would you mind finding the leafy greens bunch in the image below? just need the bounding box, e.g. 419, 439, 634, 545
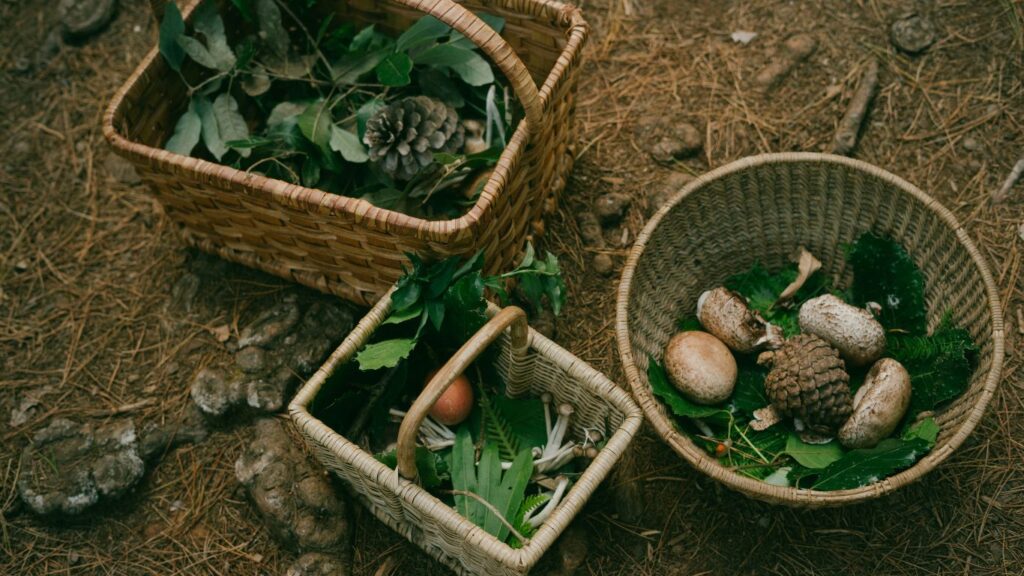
158, 0, 513, 219
654, 232, 978, 490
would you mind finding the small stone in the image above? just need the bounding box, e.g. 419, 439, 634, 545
647, 172, 694, 217
68, 551, 81, 565
18, 418, 145, 516
593, 193, 631, 227
14, 259, 29, 272
890, 14, 937, 54
288, 337, 333, 376
104, 154, 141, 185
576, 212, 605, 247
592, 254, 614, 276
190, 367, 241, 417
238, 301, 302, 349
211, 324, 231, 343
286, 552, 350, 576
59, 0, 118, 43
235, 347, 268, 374
962, 136, 981, 152
236, 419, 351, 554
648, 123, 702, 163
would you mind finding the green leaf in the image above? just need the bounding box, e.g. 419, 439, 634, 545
418, 68, 465, 107
442, 273, 488, 342
427, 257, 462, 298
382, 302, 423, 325
255, 0, 289, 60
510, 492, 548, 547
375, 446, 449, 489
477, 443, 500, 528
298, 101, 333, 150
848, 232, 928, 334
888, 316, 977, 415
725, 262, 827, 338
190, 1, 236, 71
446, 51, 495, 86
811, 438, 931, 491
480, 394, 521, 462
355, 338, 416, 371
731, 364, 768, 415
391, 276, 422, 312
212, 93, 250, 158
784, 433, 845, 469
301, 157, 321, 187
903, 416, 939, 446
159, 2, 186, 71
328, 125, 368, 163
426, 298, 445, 332
493, 396, 548, 450
647, 356, 730, 422
332, 49, 388, 85
491, 449, 533, 541
165, 100, 202, 156
194, 96, 226, 161
677, 315, 702, 331
451, 427, 477, 519
376, 52, 413, 86
356, 98, 386, 139
448, 13, 505, 50
350, 24, 377, 52
267, 101, 307, 128
414, 43, 478, 66
230, 0, 254, 22
395, 16, 451, 52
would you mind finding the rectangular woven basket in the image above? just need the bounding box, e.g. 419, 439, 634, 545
290, 294, 643, 576
104, 0, 587, 305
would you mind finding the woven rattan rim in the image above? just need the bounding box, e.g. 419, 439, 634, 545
615, 152, 1005, 506
103, 0, 588, 240
291, 292, 644, 569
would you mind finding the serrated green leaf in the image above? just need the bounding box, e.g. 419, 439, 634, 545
427, 257, 462, 298
784, 433, 844, 469
395, 16, 451, 52
811, 438, 930, 491
213, 94, 250, 158
329, 124, 368, 163
382, 302, 423, 325
731, 364, 768, 415
159, 3, 186, 71
647, 356, 731, 422
480, 394, 521, 461
510, 492, 547, 547
376, 52, 413, 86
725, 262, 828, 338
255, 0, 289, 60
888, 317, 977, 415
297, 101, 332, 149
848, 232, 928, 334
391, 276, 422, 312
355, 338, 416, 371
165, 100, 202, 156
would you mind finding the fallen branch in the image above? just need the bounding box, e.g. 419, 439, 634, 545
992, 157, 1024, 203
832, 59, 879, 156
754, 34, 817, 92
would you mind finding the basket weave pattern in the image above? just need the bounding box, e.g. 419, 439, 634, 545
106, 0, 587, 305
616, 153, 1004, 507
291, 296, 642, 575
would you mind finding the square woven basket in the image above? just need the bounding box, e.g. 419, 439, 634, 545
290, 294, 643, 576
104, 0, 588, 305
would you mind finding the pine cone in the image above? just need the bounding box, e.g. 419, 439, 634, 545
363, 96, 465, 181
758, 334, 853, 434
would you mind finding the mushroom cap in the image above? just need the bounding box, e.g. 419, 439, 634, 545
697, 287, 769, 354
838, 358, 912, 449
799, 294, 886, 367
663, 331, 737, 405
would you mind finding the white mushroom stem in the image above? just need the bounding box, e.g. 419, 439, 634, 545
541, 392, 554, 437
501, 441, 577, 472
389, 408, 455, 450
543, 404, 574, 460
690, 418, 714, 438
582, 428, 603, 447
526, 476, 570, 528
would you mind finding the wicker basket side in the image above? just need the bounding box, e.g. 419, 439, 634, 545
616, 153, 1004, 507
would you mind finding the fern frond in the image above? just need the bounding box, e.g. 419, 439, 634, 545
480, 393, 521, 461
509, 492, 549, 548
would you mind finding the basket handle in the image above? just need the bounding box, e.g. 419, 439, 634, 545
149, 0, 545, 131
396, 306, 529, 481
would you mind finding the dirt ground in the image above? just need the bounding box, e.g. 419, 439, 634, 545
2, 0, 1023, 574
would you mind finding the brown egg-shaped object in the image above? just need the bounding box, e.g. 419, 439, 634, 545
426, 371, 475, 426
663, 331, 737, 405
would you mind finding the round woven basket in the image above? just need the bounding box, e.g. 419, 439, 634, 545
616, 153, 1004, 507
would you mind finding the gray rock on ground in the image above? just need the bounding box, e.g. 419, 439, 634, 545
647, 123, 703, 163
18, 418, 144, 515
190, 298, 354, 420
18, 415, 208, 516
593, 193, 632, 227
891, 14, 937, 54
59, 0, 118, 42
236, 419, 351, 557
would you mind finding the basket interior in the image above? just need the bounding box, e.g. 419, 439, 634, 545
623, 155, 1000, 496
118, 0, 570, 150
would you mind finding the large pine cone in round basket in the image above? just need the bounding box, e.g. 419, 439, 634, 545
616, 153, 1003, 507
759, 334, 853, 435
